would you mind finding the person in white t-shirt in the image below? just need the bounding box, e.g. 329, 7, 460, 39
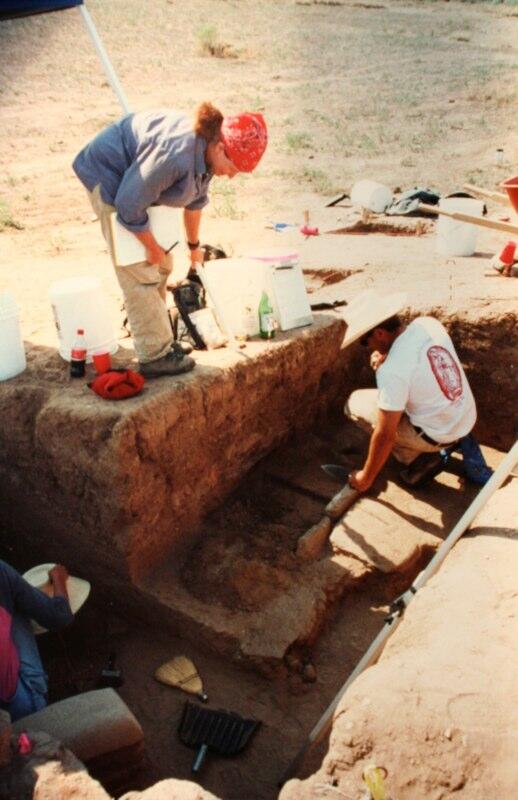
345, 312, 476, 492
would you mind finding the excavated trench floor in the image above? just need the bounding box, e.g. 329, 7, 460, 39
137, 416, 497, 675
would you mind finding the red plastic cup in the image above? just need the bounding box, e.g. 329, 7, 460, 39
499, 241, 516, 265
93, 352, 112, 375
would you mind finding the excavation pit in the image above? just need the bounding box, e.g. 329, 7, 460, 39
0, 301, 515, 673
0, 313, 346, 590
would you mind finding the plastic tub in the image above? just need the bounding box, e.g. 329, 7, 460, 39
244, 248, 299, 266
350, 180, 393, 213
49, 276, 118, 363
0, 293, 26, 381
500, 175, 518, 214
436, 197, 484, 257
245, 248, 312, 331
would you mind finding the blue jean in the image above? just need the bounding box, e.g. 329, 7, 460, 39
0, 613, 48, 722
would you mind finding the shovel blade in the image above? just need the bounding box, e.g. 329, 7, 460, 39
321, 464, 349, 484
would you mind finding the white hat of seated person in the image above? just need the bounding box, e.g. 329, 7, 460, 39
340, 290, 408, 348
23, 563, 91, 635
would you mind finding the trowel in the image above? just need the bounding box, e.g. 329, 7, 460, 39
321, 464, 349, 484
97, 652, 123, 689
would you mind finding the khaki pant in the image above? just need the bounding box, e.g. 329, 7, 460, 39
87, 185, 173, 364
345, 388, 443, 465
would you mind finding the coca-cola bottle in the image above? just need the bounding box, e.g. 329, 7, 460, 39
70, 328, 87, 378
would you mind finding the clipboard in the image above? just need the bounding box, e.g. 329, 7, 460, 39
109, 206, 181, 266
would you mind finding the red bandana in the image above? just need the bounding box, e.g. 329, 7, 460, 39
221, 113, 268, 172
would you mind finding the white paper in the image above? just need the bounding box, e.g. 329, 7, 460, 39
110, 206, 181, 267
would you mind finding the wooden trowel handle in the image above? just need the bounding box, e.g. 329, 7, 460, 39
325, 484, 359, 521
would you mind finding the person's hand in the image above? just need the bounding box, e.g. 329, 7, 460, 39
189, 248, 205, 268
49, 564, 69, 583
145, 243, 167, 267
49, 564, 69, 599
348, 469, 373, 493
370, 350, 386, 371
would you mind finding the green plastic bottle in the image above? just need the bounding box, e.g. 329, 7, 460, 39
258, 291, 275, 340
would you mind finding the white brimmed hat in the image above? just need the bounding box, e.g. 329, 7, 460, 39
23, 563, 91, 635
340, 290, 408, 348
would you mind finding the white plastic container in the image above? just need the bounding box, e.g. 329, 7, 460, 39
245, 247, 313, 331
0, 293, 26, 381
350, 180, 393, 213
436, 197, 484, 257
49, 276, 118, 363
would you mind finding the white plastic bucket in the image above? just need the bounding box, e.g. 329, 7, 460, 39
49, 276, 118, 363
245, 247, 312, 331
436, 198, 484, 257
0, 293, 26, 381
350, 180, 393, 213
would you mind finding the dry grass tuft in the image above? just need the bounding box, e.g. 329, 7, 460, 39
197, 25, 238, 59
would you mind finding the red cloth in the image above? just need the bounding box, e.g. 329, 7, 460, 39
221, 113, 267, 172
89, 369, 145, 400
0, 607, 19, 703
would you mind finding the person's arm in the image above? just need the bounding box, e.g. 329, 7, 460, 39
8, 563, 74, 631
114, 149, 183, 266
183, 208, 205, 267
349, 408, 403, 492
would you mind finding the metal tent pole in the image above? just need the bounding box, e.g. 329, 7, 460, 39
79, 3, 130, 114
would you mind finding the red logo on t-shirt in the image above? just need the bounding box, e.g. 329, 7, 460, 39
427, 346, 463, 401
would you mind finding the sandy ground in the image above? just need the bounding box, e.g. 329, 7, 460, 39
1, 0, 518, 348
1, 2, 518, 798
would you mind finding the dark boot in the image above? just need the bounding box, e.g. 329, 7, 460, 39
399, 450, 449, 488
139, 351, 195, 378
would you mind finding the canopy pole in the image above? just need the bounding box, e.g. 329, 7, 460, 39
79, 3, 130, 114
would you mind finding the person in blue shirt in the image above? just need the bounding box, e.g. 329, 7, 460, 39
0, 561, 73, 722
73, 102, 267, 377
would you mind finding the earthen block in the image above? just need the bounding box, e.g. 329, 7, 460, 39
12, 688, 143, 765
296, 516, 333, 561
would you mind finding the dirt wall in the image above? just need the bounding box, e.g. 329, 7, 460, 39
0, 316, 345, 584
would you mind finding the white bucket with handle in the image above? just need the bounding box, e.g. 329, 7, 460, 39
0, 292, 26, 381
350, 180, 393, 213
49, 276, 118, 363
436, 197, 484, 256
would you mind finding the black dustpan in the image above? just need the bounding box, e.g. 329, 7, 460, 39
178, 701, 260, 773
